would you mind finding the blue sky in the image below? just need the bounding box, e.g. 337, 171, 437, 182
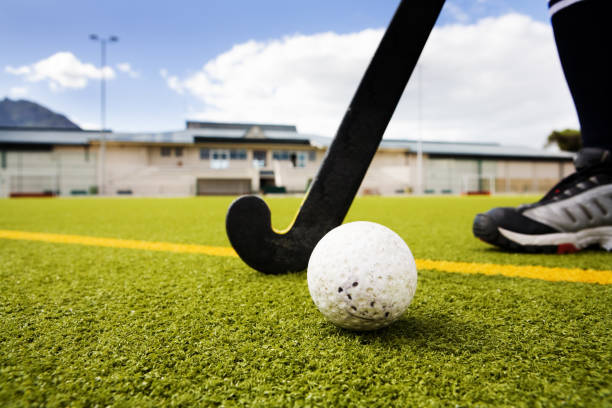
1, 1, 573, 147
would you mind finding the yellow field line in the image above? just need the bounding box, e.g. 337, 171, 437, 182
415, 259, 611, 285
0, 229, 237, 258
1, 229, 610, 285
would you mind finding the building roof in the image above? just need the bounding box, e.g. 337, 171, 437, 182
186, 121, 297, 132
305, 133, 572, 160
107, 122, 302, 144
381, 139, 573, 160
0, 127, 93, 145
0, 122, 573, 160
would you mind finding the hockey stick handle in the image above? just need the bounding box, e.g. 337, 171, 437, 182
295, 0, 446, 232
226, 0, 445, 273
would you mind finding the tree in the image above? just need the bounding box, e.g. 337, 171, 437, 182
545, 129, 582, 152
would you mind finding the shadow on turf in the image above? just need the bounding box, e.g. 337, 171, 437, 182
327, 312, 486, 351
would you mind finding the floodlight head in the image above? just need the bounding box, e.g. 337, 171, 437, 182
109, 36, 119, 42
89, 34, 99, 41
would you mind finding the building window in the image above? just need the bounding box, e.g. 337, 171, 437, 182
253, 150, 266, 168
289, 152, 308, 168
309, 151, 316, 161
200, 148, 210, 160
296, 151, 308, 167
84, 147, 90, 162
229, 149, 247, 160
175, 147, 183, 157
274, 150, 308, 167
161, 147, 172, 157
1, 150, 6, 169
211, 149, 230, 169
273, 150, 290, 161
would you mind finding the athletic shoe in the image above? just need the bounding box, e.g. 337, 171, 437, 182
473, 147, 612, 253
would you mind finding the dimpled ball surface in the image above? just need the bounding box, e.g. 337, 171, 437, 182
307, 221, 417, 331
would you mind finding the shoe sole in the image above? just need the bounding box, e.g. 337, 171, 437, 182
473, 213, 612, 253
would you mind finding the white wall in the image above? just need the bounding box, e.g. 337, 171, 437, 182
359, 153, 573, 195
0, 147, 96, 197
100, 145, 320, 196
360, 151, 411, 195
0, 143, 574, 198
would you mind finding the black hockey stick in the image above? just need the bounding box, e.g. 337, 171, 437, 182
226, 0, 445, 274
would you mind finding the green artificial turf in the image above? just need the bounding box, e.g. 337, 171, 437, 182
0, 196, 610, 407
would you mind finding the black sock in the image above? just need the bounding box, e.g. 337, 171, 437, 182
549, 0, 612, 151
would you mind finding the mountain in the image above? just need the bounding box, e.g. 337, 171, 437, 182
0, 98, 81, 129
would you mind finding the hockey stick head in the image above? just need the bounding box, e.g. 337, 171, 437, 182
226, 195, 316, 274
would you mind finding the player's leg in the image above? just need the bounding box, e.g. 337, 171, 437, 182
551, 0, 611, 151
473, 0, 612, 253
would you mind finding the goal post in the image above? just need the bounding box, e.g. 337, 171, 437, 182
461, 174, 495, 195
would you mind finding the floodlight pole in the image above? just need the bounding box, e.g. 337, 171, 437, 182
90, 34, 118, 196
416, 62, 424, 195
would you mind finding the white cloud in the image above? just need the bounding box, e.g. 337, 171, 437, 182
116, 62, 140, 78
8, 86, 28, 98
159, 68, 183, 94
445, 2, 471, 23
5, 52, 114, 91
166, 76, 184, 94
165, 14, 578, 147
5, 66, 31, 76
